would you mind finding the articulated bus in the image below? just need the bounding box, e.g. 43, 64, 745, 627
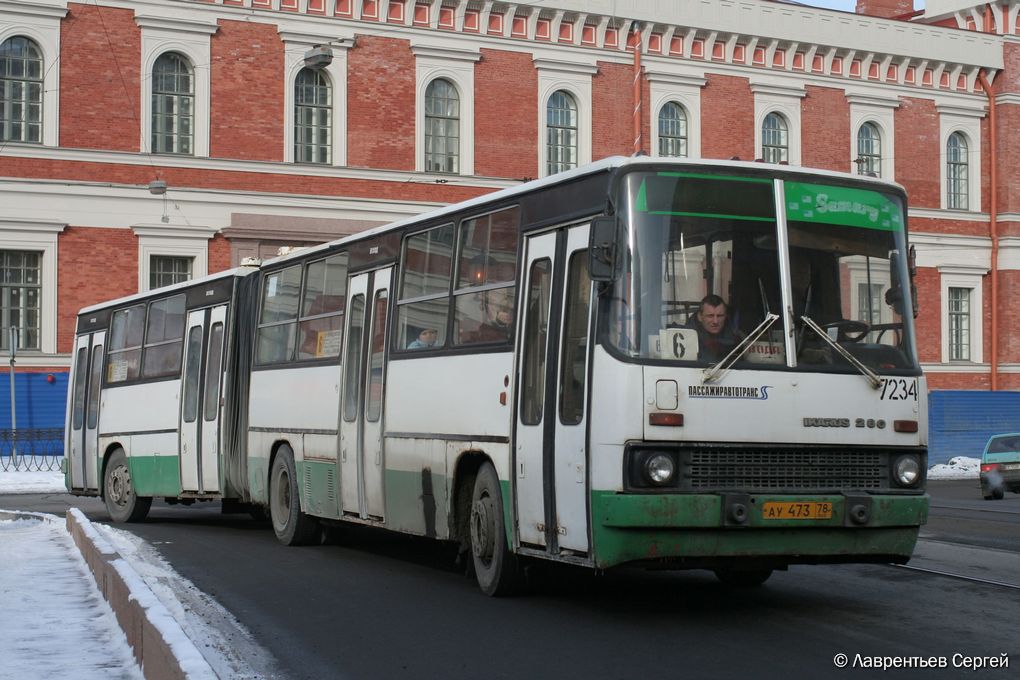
66, 157, 928, 594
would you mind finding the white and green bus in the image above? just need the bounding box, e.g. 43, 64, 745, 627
66, 157, 929, 594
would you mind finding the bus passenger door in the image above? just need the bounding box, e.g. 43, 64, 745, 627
515, 225, 592, 555
69, 332, 104, 492
340, 268, 390, 521
200, 306, 227, 492
180, 305, 226, 494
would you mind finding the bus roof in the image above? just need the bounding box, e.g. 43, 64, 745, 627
258, 155, 908, 269
77, 266, 256, 316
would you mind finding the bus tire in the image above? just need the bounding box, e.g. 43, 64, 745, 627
714, 568, 773, 587
269, 446, 319, 546
469, 462, 521, 596
103, 449, 152, 523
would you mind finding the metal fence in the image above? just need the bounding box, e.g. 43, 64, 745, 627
0, 428, 64, 472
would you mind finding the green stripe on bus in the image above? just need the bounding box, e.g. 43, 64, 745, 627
128, 455, 181, 497
784, 181, 903, 231
589, 490, 927, 569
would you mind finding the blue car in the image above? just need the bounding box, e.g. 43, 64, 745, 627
980, 433, 1020, 500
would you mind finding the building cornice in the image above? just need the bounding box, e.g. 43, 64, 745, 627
146, 0, 1002, 97
134, 14, 219, 35
0, 0, 67, 20
0, 218, 67, 234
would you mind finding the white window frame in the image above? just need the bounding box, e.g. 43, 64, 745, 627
938, 105, 983, 212
847, 94, 898, 180
280, 30, 352, 166
751, 82, 804, 166
534, 57, 595, 178
134, 224, 216, 292
412, 45, 479, 176
939, 265, 985, 364
0, 218, 63, 358
648, 72, 705, 160
0, 0, 66, 147
136, 14, 217, 158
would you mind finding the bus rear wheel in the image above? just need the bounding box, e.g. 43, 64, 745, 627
469, 462, 521, 596
269, 446, 319, 546
103, 449, 151, 523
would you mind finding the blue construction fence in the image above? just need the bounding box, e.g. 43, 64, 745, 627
928, 390, 1020, 466
0, 370, 68, 457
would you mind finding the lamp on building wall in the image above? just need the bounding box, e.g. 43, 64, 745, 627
148, 179, 167, 195
304, 45, 333, 69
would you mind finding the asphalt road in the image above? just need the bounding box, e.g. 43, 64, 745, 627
8, 480, 1019, 680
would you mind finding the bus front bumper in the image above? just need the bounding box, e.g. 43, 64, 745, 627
590, 491, 929, 570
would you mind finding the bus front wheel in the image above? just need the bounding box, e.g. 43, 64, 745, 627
469, 462, 522, 596
103, 449, 151, 523
269, 446, 319, 546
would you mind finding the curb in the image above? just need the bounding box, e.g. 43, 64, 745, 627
65, 508, 218, 680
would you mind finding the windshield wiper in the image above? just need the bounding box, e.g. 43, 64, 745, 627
702, 313, 779, 384
800, 316, 882, 389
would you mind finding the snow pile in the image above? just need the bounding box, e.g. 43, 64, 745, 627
95, 524, 279, 679
927, 456, 980, 480
0, 468, 67, 494
0, 513, 143, 679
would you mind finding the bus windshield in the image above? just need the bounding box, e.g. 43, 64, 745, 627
606, 170, 919, 374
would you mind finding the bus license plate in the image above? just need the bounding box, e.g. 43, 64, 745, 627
761, 502, 833, 520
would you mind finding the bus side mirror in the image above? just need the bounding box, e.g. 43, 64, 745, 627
589, 216, 622, 283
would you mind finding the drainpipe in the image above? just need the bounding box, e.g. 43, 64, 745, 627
631, 24, 643, 155
979, 5, 999, 390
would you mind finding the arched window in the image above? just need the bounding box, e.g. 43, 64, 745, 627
856, 122, 881, 177
546, 90, 577, 175
424, 78, 459, 173
151, 52, 194, 155
761, 112, 788, 164
0, 36, 44, 144
658, 102, 688, 158
294, 68, 332, 164
946, 132, 969, 210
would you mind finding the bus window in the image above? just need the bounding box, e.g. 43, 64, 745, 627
71, 347, 87, 430
86, 345, 103, 430
203, 323, 224, 422
343, 294, 366, 422
396, 224, 453, 351
142, 295, 185, 378
454, 207, 519, 346
182, 326, 203, 423
256, 265, 301, 365
366, 292, 387, 422
107, 304, 145, 383
298, 253, 348, 360
520, 258, 551, 425
559, 253, 590, 425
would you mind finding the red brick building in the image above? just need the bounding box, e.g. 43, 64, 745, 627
0, 0, 1017, 396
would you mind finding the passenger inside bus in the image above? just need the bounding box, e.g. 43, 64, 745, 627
670, 294, 744, 362
407, 327, 438, 349
460, 287, 513, 344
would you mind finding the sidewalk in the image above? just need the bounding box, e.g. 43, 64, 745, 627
0, 469, 218, 680
0, 510, 143, 680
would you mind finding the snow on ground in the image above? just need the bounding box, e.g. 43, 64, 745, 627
0, 467, 279, 679
93, 524, 280, 680
927, 456, 981, 480
0, 512, 144, 680
0, 468, 68, 494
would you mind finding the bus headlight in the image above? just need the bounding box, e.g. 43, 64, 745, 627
893, 455, 921, 487
645, 453, 676, 486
